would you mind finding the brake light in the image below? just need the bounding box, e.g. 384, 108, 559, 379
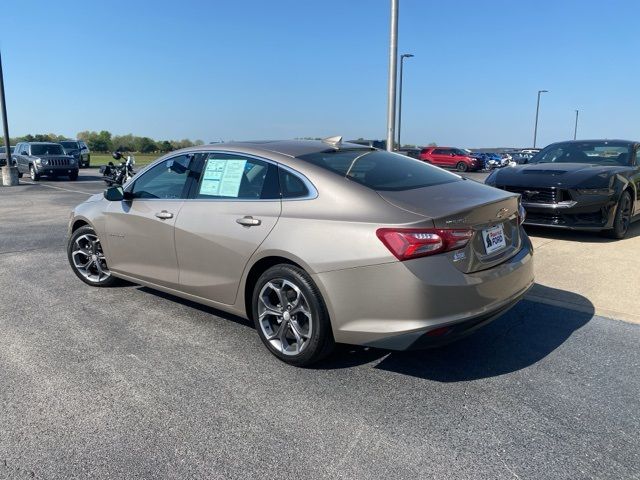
376, 228, 473, 261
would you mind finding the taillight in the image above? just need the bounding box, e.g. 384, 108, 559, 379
376, 228, 473, 261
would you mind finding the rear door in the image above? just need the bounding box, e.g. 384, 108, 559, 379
430, 148, 448, 166
104, 154, 197, 288
175, 152, 282, 305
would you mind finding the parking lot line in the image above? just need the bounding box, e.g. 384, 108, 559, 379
20, 181, 94, 195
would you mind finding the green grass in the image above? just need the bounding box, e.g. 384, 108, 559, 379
89, 153, 159, 168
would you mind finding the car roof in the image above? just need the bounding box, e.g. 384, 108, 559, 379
176, 139, 373, 158
547, 139, 638, 146
25, 141, 62, 145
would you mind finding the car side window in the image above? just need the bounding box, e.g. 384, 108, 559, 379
279, 167, 310, 199
636, 148, 640, 166
21, 144, 29, 155
432, 149, 445, 155
195, 153, 279, 200
131, 155, 192, 199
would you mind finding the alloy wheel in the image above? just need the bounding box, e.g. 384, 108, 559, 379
258, 279, 313, 356
71, 233, 111, 283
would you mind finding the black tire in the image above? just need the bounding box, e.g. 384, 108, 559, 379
67, 226, 119, 287
29, 164, 40, 181
252, 264, 335, 367
456, 161, 469, 172
69, 171, 78, 181
17, 172, 23, 178
604, 191, 632, 240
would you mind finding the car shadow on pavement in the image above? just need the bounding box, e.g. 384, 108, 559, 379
319, 284, 595, 381
137, 286, 254, 329
525, 222, 640, 242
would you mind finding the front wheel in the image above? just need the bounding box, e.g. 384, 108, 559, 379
252, 264, 335, 367
67, 226, 119, 287
456, 161, 469, 172
605, 191, 632, 239
69, 171, 78, 181
29, 165, 40, 181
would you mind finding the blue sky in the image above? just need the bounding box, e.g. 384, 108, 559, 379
3, 0, 639, 147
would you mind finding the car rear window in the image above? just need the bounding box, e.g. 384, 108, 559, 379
297, 149, 460, 191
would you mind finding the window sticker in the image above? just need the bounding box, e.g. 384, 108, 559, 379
199, 158, 247, 197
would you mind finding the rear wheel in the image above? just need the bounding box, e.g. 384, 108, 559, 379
67, 226, 118, 287
456, 161, 469, 172
605, 191, 632, 239
252, 264, 334, 367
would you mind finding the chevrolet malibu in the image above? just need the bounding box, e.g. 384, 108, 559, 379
67, 138, 534, 366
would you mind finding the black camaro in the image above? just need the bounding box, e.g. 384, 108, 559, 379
485, 140, 640, 239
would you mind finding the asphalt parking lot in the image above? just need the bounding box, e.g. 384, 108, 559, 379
1, 170, 639, 479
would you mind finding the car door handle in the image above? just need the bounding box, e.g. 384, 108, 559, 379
236, 216, 261, 226
155, 210, 174, 220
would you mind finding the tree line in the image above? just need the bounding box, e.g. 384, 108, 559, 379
9, 131, 205, 153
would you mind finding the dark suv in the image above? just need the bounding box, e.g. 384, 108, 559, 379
13, 142, 79, 181
60, 139, 90, 168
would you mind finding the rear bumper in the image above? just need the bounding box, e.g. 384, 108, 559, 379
313, 235, 534, 350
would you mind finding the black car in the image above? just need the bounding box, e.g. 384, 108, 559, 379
60, 139, 91, 168
485, 140, 640, 239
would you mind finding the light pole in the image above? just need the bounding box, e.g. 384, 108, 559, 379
396, 53, 414, 149
533, 89, 548, 148
573, 109, 579, 140
0, 50, 18, 186
385, 0, 399, 151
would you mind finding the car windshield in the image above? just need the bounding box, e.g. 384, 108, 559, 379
530, 141, 633, 166
31, 144, 65, 155
297, 149, 460, 191
60, 141, 79, 150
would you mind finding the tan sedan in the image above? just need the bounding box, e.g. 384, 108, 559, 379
67, 139, 534, 366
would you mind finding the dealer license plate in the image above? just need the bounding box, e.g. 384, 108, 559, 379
482, 224, 506, 254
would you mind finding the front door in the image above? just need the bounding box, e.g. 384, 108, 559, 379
104, 154, 195, 289
633, 147, 640, 216
175, 152, 282, 305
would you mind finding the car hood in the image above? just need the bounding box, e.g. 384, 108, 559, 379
490, 162, 626, 188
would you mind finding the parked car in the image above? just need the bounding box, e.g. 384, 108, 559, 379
396, 148, 421, 159
13, 142, 79, 181
67, 139, 533, 366
419, 147, 482, 172
485, 139, 640, 239
60, 139, 91, 168
348, 139, 387, 150
0, 146, 15, 167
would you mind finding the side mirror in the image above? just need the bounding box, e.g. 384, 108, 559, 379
450, 152, 456, 156
104, 186, 124, 201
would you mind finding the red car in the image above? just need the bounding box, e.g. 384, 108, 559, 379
419, 147, 481, 172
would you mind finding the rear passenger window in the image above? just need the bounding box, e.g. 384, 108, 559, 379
279, 168, 309, 199
196, 153, 279, 200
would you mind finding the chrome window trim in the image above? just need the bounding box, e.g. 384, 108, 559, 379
122, 149, 319, 202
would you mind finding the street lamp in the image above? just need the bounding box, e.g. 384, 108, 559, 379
533, 89, 548, 148
396, 53, 414, 149
0, 50, 18, 186
573, 109, 579, 140
386, 0, 399, 151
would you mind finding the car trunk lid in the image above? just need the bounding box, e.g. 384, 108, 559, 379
376, 179, 522, 273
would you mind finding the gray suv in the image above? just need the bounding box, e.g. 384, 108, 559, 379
60, 139, 90, 168
13, 142, 79, 181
